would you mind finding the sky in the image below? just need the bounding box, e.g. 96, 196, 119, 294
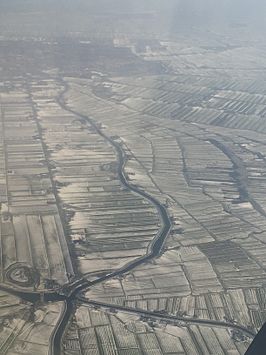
0, 0, 265, 37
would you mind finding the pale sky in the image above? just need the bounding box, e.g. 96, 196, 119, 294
0, 0, 265, 37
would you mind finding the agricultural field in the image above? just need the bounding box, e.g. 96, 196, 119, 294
85, 247, 266, 330
63, 306, 251, 355
0, 288, 63, 355
61, 54, 266, 351
1, 6, 266, 353
0, 83, 73, 290
5, 301, 65, 355
30, 80, 160, 275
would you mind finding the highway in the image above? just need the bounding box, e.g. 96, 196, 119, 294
78, 297, 256, 339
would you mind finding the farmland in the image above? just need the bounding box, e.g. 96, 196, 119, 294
60, 42, 266, 352
0, 83, 73, 290
0, 6, 266, 354
62, 306, 251, 355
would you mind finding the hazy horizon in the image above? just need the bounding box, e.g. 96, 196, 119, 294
0, 0, 265, 38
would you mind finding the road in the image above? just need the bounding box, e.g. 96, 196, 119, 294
78, 297, 256, 339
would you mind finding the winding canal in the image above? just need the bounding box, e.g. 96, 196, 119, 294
50, 80, 173, 354
2, 81, 257, 354
48, 81, 257, 353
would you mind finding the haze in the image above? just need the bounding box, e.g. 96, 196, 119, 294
0, 0, 266, 38
0, 1, 265, 355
